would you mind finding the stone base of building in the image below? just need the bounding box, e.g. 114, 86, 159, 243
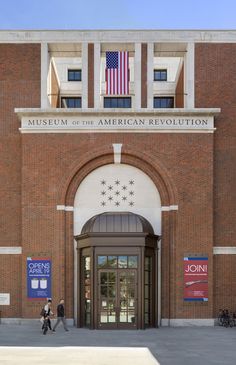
0, 318, 216, 327
0, 318, 74, 326
161, 319, 215, 327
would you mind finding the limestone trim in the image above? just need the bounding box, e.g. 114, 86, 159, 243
82, 43, 88, 109
112, 143, 122, 164
94, 43, 101, 109
147, 43, 154, 109
0, 318, 74, 325
161, 205, 178, 211
134, 43, 141, 109
184, 43, 195, 108
0, 247, 22, 254
213, 247, 236, 254
2, 30, 236, 43
161, 318, 214, 327
57, 205, 74, 211
16, 108, 220, 134
15, 107, 221, 116
19, 129, 216, 134
41, 43, 50, 108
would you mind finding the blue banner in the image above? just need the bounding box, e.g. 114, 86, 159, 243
27, 258, 51, 299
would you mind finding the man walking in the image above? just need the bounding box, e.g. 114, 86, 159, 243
52, 299, 69, 332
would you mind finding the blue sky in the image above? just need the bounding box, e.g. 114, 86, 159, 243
0, 0, 235, 29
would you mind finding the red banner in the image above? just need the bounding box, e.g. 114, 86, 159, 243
184, 257, 208, 302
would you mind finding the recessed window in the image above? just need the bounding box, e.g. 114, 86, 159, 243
154, 69, 167, 81
61, 97, 81, 108
104, 97, 131, 108
153, 97, 174, 108
68, 69, 82, 81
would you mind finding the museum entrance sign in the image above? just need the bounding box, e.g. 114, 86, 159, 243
16, 108, 220, 133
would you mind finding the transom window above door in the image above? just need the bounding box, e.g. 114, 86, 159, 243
97, 255, 138, 269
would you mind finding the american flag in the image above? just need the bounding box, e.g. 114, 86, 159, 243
105, 51, 129, 95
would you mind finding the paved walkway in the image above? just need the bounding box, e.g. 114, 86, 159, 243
0, 324, 236, 364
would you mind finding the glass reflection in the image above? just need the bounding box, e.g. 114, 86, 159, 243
108, 272, 116, 283
85, 256, 90, 270
83, 256, 91, 327
108, 285, 116, 298
128, 256, 138, 268
100, 272, 108, 285
118, 256, 128, 268
119, 311, 127, 322
107, 256, 117, 268
100, 313, 108, 323
98, 256, 107, 268
101, 285, 107, 297
128, 312, 135, 323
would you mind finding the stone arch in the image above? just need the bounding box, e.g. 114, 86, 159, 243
57, 145, 178, 207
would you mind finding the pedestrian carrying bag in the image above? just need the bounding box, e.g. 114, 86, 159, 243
40, 307, 46, 316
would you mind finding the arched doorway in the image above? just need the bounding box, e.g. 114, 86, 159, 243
75, 212, 160, 329
72, 163, 165, 328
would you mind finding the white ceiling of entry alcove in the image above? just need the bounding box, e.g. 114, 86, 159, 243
74, 164, 161, 235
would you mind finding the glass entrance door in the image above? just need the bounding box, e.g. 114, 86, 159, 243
98, 268, 137, 328
118, 270, 136, 326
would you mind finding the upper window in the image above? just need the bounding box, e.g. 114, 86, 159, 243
68, 69, 82, 81
104, 97, 131, 108
154, 69, 167, 81
153, 97, 174, 108
61, 97, 81, 108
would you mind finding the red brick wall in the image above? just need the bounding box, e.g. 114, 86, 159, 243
0, 44, 41, 317
175, 64, 184, 108
141, 43, 147, 108
88, 43, 94, 108
195, 43, 236, 316
214, 255, 236, 314
0, 255, 21, 317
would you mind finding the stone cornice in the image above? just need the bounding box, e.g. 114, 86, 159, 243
15, 108, 221, 118
1, 30, 236, 43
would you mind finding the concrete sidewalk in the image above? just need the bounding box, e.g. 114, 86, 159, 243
0, 325, 236, 365
0, 346, 159, 365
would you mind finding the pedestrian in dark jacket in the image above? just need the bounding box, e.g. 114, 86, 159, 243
52, 299, 69, 332
42, 315, 50, 335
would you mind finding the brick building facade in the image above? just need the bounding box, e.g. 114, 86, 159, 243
0, 30, 235, 327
